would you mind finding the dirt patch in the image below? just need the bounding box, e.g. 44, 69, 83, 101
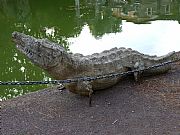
1, 56, 180, 135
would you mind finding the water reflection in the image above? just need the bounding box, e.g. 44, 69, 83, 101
69, 20, 180, 56
0, 0, 180, 100
110, 0, 180, 24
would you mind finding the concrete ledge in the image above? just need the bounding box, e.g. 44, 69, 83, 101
1, 60, 180, 135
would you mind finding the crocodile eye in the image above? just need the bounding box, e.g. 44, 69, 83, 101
28, 52, 33, 58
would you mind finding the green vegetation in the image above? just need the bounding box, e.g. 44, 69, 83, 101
0, 0, 179, 100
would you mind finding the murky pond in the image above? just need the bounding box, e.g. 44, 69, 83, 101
0, 0, 180, 101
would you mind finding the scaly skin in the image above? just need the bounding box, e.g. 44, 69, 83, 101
12, 32, 178, 98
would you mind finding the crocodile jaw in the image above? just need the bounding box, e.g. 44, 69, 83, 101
12, 32, 66, 69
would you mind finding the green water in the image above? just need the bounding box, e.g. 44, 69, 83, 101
0, 0, 180, 101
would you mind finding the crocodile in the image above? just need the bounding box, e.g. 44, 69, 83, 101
12, 32, 178, 105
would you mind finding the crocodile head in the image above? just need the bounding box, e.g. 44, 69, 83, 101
12, 31, 67, 69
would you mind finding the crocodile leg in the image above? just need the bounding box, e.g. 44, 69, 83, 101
134, 71, 140, 82
133, 61, 145, 82
76, 81, 94, 106
88, 88, 93, 107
